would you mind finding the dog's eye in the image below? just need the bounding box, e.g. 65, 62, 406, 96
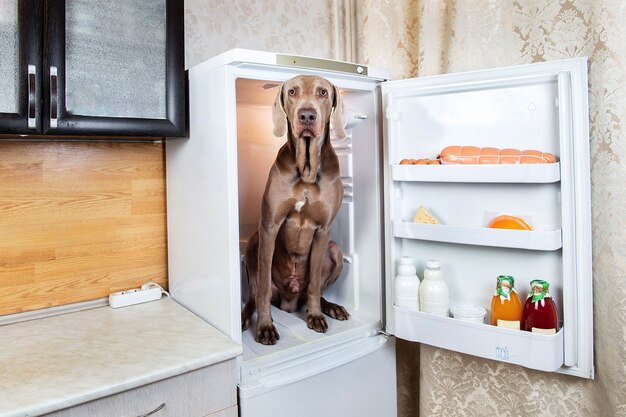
288, 89, 296, 96
319, 88, 327, 96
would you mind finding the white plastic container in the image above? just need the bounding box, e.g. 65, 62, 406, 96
419, 260, 449, 316
450, 304, 486, 323
394, 256, 420, 310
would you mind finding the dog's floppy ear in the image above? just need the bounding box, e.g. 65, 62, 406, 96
272, 84, 287, 137
330, 85, 346, 140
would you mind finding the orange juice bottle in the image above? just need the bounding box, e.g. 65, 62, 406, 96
490, 275, 523, 330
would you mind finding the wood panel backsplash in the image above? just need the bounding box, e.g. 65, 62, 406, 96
0, 142, 168, 315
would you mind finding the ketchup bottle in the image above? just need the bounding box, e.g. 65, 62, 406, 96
522, 280, 558, 334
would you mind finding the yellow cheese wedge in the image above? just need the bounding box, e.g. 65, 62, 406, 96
413, 206, 440, 224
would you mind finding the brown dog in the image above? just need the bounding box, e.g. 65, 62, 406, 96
241, 75, 350, 345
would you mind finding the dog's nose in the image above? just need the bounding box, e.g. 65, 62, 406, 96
298, 109, 317, 125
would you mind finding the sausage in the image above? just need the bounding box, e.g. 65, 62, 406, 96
399, 158, 440, 165
439, 146, 556, 164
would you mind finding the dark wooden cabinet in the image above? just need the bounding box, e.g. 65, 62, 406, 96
0, 0, 185, 138
0, 0, 43, 134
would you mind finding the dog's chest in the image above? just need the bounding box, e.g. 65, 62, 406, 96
287, 196, 328, 226
280, 189, 330, 250
282, 212, 320, 256
287, 184, 337, 225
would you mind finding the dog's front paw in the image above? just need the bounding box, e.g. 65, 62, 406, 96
307, 313, 328, 333
256, 323, 280, 345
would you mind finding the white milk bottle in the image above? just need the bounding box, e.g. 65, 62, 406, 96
394, 256, 420, 310
419, 260, 449, 316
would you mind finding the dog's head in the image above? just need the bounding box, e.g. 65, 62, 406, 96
272, 75, 346, 141
272, 75, 345, 182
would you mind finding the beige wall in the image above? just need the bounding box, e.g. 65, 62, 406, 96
185, 0, 355, 68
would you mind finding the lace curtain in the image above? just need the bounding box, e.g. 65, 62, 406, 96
357, 1, 626, 416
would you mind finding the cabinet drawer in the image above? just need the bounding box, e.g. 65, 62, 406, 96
46, 360, 236, 417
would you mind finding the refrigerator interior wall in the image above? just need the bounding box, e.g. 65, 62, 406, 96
234, 78, 385, 366
383, 59, 592, 377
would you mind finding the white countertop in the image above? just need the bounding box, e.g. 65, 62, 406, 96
0, 297, 242, 417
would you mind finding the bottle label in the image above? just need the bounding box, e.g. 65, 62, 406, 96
496, 319, 520, 330
531, 327, 556, 335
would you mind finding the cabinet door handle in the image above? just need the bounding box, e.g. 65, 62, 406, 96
28, 65, 36, 128
136, 402, 166, 417
49, 66, 58, 128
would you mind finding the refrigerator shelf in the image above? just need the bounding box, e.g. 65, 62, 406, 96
393, 306, 564, 372
392, 221, 562, 251
391, 162, 560, 183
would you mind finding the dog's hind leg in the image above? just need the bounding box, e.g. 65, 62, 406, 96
321, 297, 350, 320
241, 298, 256, 331
320, 241, 350, 321
242, 232, 259, 331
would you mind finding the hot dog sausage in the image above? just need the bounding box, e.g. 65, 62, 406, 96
439, 146, 556, 164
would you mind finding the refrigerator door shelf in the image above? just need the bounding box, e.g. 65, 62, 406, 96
391, 162, 561, 183
392, 221, 562, 251
394, 306, 563, 372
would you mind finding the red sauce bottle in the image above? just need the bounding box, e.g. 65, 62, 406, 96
522, 280, 558, 334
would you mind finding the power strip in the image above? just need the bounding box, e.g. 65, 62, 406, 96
108, 282, 165, 309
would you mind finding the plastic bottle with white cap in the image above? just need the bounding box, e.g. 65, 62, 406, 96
394, 256, 420, 310
419, 260, 449, 316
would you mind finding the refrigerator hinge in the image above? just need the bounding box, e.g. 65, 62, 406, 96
378, 330, 392, 339
385, 110, 400, 121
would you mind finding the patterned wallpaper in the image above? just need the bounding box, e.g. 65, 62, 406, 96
185, 0, 350, 68
358, 0, 626, 416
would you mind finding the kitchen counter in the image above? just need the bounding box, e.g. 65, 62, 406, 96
0, 297, 242, 417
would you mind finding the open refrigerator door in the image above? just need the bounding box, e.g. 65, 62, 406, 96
382, 58, 593, 378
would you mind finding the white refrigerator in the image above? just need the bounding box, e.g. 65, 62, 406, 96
166, 49, 593, 417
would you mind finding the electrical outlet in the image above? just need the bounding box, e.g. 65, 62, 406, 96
108, 285, 162, 308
